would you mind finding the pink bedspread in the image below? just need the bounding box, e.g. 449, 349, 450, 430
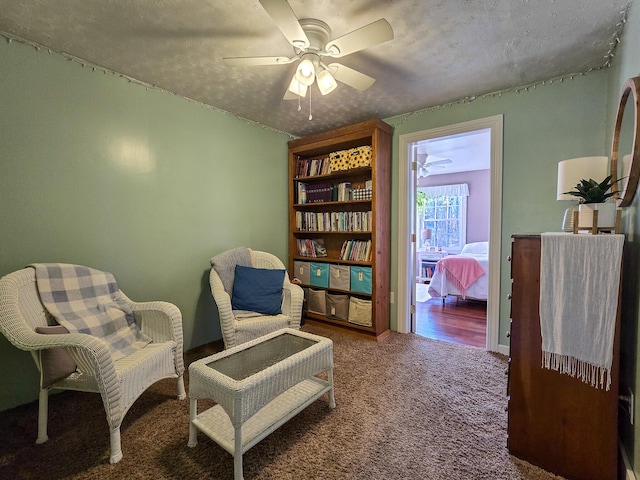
436, 256, 484, 299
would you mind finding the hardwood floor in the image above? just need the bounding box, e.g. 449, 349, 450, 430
415, 294, 487, 348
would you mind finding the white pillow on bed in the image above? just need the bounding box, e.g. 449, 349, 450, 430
461, 241, 488, 255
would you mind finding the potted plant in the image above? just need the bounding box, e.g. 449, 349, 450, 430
563, 175, 623, 229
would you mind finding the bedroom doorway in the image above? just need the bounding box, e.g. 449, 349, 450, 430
397, 115, 503, 352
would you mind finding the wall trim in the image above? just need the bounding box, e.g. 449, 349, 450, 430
620, 439, 637, 480
397, 115, 503, 352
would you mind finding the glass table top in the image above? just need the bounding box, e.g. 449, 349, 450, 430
206, 333, 318, 381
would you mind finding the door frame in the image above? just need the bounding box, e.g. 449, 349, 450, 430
396, 115, 503, 352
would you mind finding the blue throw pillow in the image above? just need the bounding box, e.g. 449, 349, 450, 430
231, 265, 285, 315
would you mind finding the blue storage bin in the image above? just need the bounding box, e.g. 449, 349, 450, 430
309, 262, 330, 288
350, 266, 372, 294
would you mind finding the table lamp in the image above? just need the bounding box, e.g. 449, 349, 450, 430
556, 156, 609, 231
420, 228, 432, 249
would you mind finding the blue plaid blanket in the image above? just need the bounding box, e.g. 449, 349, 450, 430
31, 263, 151, 361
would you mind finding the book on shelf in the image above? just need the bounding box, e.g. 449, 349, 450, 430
339, 239, 372, 262
296, 238, 327, 257
295, 156, 331, 178
297, 182, 307, 204
306, 182, 332, 203
337, 182, 352, 201
295, 210, 372, 232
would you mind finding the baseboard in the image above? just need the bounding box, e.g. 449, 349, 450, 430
497, 343, 510, 356
620, 439, 636, 480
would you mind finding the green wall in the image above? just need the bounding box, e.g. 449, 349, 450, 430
385, 71, 609, 339
0, 39, 290, 410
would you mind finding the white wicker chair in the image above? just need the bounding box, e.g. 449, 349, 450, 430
0, 267, 186, 464
210, 249, 304, 349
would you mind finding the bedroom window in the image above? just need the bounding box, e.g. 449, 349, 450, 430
419, 183, 468, 253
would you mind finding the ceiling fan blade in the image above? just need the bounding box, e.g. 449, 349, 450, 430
259, 0, 310, 49
223, 56, 296, 66
426, 159, 453, 167
324, 19, 393, 57
328, 63, 375, 91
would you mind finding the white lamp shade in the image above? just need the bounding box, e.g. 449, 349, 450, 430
287, 75, 308, 97
317, 69, 337, 95
556, 156, 609, 200
295, 59, 316, 86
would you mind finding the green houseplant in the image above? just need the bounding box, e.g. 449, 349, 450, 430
562, 175, 622, 204
563, 175, 623, 229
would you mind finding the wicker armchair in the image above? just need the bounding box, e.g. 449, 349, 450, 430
210, 249, 304, 349
0, 267, 186, 464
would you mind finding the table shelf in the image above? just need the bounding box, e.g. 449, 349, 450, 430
192, 377, 331, 455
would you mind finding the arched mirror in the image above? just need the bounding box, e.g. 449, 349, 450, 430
611, 76, 640, 207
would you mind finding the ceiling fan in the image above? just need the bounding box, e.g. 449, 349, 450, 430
417, 156, 453, 177
223, 0, 394, 100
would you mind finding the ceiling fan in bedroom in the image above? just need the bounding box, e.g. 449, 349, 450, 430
417, 156, 453, 178
223, 0, 394, 104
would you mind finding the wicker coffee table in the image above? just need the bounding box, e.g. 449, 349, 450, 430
187, 328, 335, 480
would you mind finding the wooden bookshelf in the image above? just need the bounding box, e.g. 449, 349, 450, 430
287, 119, 391, 340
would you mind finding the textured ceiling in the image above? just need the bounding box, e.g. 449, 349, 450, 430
0, 0, 631, 137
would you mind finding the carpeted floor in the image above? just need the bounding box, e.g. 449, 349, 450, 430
0, 325, 565, 479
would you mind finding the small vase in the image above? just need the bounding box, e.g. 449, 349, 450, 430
578, 202, 617, 229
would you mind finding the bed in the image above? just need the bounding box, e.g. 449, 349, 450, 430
427, 241, 489, 301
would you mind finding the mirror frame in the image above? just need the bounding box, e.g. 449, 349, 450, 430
611, 76, 640, 207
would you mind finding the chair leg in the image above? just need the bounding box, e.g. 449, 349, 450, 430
177, 375, 186, 400
109, 426, 123, 464
36, 389, 49, 444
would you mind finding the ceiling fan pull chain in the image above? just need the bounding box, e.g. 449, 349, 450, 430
308, 88, 312, 120
297, 83, 302, 111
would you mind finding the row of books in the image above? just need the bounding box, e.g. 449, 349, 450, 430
296, 181, 356, 203
295, 211, 372, 232
296, 238, 327, 257
419, 265, 435, 279
295, 156, 331, 178
339, 240, 372, 262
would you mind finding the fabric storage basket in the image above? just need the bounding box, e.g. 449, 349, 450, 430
307, 288, 327, 315
329, 149, 350, 171
350, 266, 373, 294
293, 261, 311, 285
326, 293, 349, 320
348, 297, 372, 326
347, 146, 372, 168
329, 264, 350, 291
309, 262, 330, 288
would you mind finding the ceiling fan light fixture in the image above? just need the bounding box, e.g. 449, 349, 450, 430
317, 68, 337, 95
295, 58, 316, 86
287, 75, 308, 97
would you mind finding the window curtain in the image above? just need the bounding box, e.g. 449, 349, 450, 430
422, 183, 469, 198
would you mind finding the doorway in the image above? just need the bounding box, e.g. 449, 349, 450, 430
397, 115, 503, 352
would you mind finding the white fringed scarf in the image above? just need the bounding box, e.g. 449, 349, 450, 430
539, 233, 624, 391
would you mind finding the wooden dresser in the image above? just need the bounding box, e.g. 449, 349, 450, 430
507, 234, 620, 480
